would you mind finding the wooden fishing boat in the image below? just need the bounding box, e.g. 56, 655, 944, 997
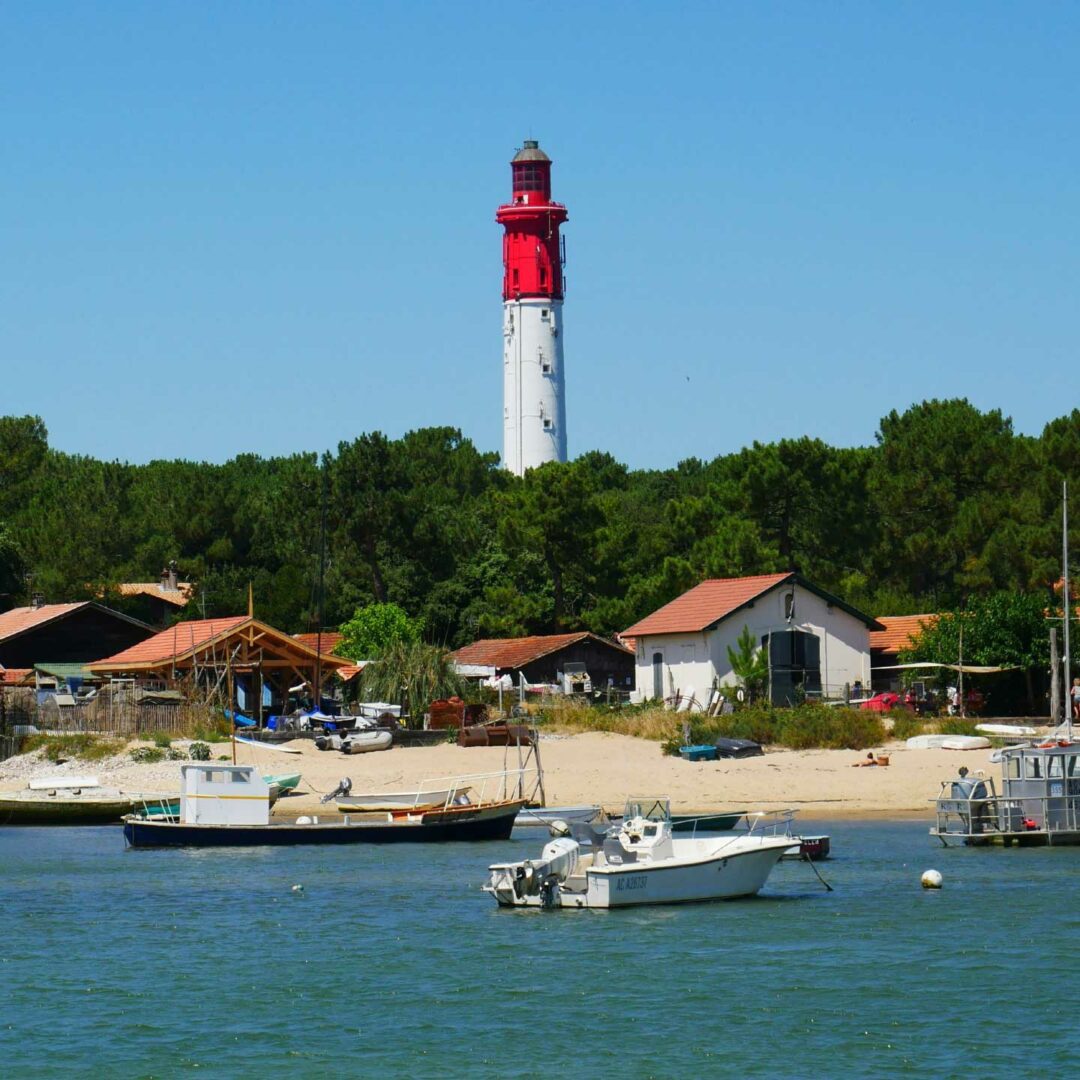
0, 777, 172, 825
123, 763, 533, 848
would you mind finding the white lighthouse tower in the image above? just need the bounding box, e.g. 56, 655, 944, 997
496, 140, 569, 476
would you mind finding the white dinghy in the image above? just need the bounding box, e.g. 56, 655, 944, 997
484, 797, 795, 909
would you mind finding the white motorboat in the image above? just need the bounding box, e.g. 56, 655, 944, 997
484, 797, 795, 909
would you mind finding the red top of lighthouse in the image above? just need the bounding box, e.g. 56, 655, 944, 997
496, 140, 568, 302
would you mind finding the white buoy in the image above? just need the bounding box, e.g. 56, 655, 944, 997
291, 884, 304, 894
921, 869, 943, 889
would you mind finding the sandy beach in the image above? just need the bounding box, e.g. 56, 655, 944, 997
0, 732, 989, 819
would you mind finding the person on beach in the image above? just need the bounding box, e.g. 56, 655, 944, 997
1072, 678, 1080, 721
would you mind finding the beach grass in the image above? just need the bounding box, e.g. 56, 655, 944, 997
21, 733, 125, 763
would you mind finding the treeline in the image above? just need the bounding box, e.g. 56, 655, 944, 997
1, 399, 1078, 646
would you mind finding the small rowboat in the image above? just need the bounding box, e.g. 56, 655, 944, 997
337, 787, 464, 813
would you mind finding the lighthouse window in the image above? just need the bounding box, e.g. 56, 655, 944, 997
512, 269, 519, 288
513, 163, 544, 191
541, 309, 549, 320
542, 359, 552, 374
543, 417, 554, 431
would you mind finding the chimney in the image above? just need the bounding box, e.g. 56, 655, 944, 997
31, 592, 45, 610
162, 561, 179, 592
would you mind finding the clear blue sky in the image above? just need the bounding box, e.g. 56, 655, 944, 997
2, 2, 1077, 469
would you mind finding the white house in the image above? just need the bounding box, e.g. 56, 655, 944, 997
622, 573, 881, 707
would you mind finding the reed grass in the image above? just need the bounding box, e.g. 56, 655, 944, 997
22, 734, 124, 763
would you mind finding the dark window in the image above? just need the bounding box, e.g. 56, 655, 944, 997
513, 163, 545, 192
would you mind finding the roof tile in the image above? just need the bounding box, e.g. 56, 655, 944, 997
0, 603, 90, 644
622, 574, 793, 637
870, 614, 938, 653
450, 632, 631, 669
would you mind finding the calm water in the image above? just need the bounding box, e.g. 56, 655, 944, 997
1, 820, 1078, 1078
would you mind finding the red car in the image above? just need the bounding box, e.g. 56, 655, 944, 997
859, 691, 914, 713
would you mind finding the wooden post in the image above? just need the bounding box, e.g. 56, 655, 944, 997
227, 658, 236, 765
1051, 627, 1060, 723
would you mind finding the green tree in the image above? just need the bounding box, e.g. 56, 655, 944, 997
338, 602, 422, 661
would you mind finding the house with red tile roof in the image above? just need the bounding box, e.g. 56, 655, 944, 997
869, 614, 939, 691
622, 573, 881, 707
0, 601, 155, 669
449, 632, 634, 691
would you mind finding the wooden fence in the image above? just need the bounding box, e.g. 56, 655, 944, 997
1, 686, 219, 738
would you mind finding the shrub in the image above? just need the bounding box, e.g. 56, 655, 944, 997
165, 747, 187, 761
938, 717, 980, 737
128, 746, 166, 764
23, 734, 123, 763
150, 731, 173, 749
188, 741, 211, 761
661, 703, 886, 754
889, 713, 925, 741
192, 718, 231, 743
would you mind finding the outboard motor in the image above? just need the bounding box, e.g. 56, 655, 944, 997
320, 777, 352, 804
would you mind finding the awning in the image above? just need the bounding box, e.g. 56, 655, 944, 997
871, 662, 1020, 674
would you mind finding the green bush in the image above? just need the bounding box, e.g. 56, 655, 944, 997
23, 734, 123, 763
128, 746, 166, 764
938, 717, 980, 737
188, 741, 211, 761
165, 747, 187, 761
662, 703, 886, 755
192, 719, 231, 743
150, 731, 173, 749
889, 713, 926, 740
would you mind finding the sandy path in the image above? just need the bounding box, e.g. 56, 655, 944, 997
0, 732, 987, 819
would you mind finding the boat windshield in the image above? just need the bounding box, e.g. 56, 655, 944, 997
623, 796, 671, 823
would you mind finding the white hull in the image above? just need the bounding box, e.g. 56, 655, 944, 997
337, 787, 462, 812
342, 731, 392, 754
940, 736, 992, 750
488, 834, 792, 909
976, 724, 1036, 737
515, 805, 604, 827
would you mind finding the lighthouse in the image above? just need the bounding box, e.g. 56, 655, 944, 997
497, 139, 568, 476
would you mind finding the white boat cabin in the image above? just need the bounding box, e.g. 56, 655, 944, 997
180, 763, 271, 826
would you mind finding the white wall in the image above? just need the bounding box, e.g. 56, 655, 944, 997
502, 297, 566, 475
631, 582, 872, 704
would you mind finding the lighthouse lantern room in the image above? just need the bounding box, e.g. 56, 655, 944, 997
496, 139, 569, 476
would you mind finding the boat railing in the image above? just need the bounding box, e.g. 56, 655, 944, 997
130, 793, 179, 822
414, 766, 541, 811
933, 788, 1080, 840
679, 808, 796, 841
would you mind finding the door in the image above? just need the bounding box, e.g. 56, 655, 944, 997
652, 652, 664, 701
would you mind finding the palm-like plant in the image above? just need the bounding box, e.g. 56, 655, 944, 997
360, 640, 467, 722
726, 625, 769, 704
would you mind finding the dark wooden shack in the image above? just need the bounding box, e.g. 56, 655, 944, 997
450, 632, 635, 692
0, 602, 155, 669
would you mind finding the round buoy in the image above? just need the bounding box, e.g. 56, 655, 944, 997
291, 883, 304, 894
921, 869, 943, 889
549, 819, 571, 838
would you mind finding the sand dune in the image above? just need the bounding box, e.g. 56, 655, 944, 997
1, 731, 987, 819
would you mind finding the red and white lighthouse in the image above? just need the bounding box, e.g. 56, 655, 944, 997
496, 139, 568, 475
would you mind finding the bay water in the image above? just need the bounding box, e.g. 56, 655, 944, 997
2, 820, 1077, 1078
